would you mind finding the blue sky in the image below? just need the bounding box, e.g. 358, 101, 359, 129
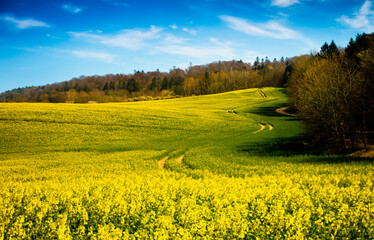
0, 0, 373, 93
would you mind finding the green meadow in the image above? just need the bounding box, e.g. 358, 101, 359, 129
0, 88, 373, 239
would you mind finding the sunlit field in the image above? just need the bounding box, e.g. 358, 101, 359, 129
0, 88, 373, 239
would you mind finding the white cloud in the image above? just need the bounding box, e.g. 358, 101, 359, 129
156, 37, 236, 61
220, 15, 316, 49
62, 4, 83, 13
278, 12, 289, 17
169, 24, 178, 29
220, 15, 301, 40
3, 16, 50, 29
182, 27, 197, 35
46, 33, 60, 39
68, 26, 162, 50
66, 50, 115, 62
164, 34, 189, 44
210, 37, 218, 43
271, 0, 299, 7
208, 37, 234, 46
337, 0, 374, 31
157, 44, 235, 60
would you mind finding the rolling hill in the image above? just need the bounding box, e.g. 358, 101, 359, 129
0, 88, 373, 239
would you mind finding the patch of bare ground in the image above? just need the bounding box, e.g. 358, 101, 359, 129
348, 145, 374, 158
176, 155, 184, 163
226, 109, 238, 114
276, 106, 297, 117
158, 156, 169, 169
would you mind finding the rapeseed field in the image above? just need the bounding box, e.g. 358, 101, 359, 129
0, 88, 373, 239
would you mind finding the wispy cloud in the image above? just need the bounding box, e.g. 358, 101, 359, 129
62, 4, 84, 14
2, 16, 50, 29
14, 46, 45, 52
220, 15, 316, 49
278, 12, 289, 17
209, 37, 219, 43
65, 50, 115, 62
169, 24, 178, 29
68, 26, 162, 50
157, 44, 235, 60
156, 37, 236, 61
220, 15, 301, 40
337, 0, 374, 31
271, 0, 299, 7
163, 34, 189, 44
46, 33, 60, 39
103, 0, 128, 7
182, 27, 197, 35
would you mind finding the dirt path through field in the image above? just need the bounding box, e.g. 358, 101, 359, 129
158, 156, 169, 169
276, 107, 297, 117
349, 144, 374, 158
253, 123, 266, 134
176, 155, 184, 163
258, 89, 267, 98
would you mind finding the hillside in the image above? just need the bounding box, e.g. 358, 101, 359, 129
0, 88, 373, 239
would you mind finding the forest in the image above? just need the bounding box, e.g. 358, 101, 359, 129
287, 33, 374, 152
0, 58, 287, 103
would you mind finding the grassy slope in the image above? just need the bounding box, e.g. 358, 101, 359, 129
0, 87, 373, 239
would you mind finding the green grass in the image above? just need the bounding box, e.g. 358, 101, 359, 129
0, 87, 373, 239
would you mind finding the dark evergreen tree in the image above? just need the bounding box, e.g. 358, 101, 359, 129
161, 77, 169, 90
345, 33, 371, 64
319, 40, 339, 58
150, 77, 157, 90
127, 78, 139, 93
103, 82, 109, 91
254, 57, 260, 69
109, 82, 115, 90
320, 42, 329, 55
64, 82, 69, 91
329, 40, 338, 54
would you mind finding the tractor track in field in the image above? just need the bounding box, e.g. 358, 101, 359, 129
158, 155, 185, 169
257, 89, 267, 98
226, 108, 274, 134
176, 155, 184, 163
276, 107, 297, 117
251, 122, 275, 134
253, 123, 266, 134
158, 156, 169, 169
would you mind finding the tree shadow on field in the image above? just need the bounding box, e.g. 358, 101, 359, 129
239, 136, 320, 157
238, 136, 373, 163
249, 106, 285, 117
249, 104, 298, 121
242, 100, 373, 163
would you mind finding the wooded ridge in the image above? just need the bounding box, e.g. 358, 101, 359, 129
0, 58, 287, 103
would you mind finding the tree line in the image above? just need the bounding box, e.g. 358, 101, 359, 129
286, 33, 374, 152
0, 59, 288, 103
